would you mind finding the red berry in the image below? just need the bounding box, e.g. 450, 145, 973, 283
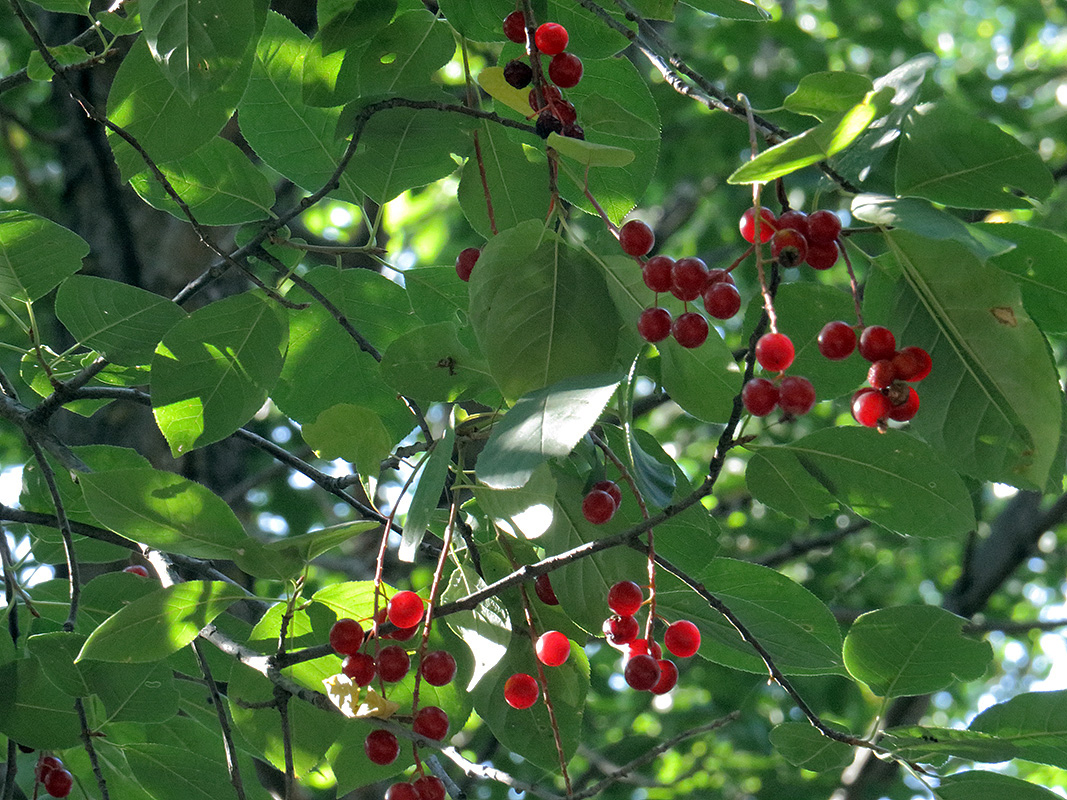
504, 673, 539, 709
778, 375, 816, 417
592, 480, 622, 508
858, 326, 896, 362
702, 282, 741, 320
670, 256, 709, 301
664, 620, 701, 658
888, 386, 921, 421
672, 312, 709, 349
705, 268, 735, 287
739, 206, 777, 244
607, 580, 643, 616
807, 209, 842, 244
893, 346, 932, 382
342, 653, 376, 686
455, 247, 479, 281
602, 614, 640, 646
35, 756, 62, 783
502, 10, 527, 44
624, 653, 661, 691
619, 219, 655, 257
420, 650, 457, 686
817, 321, 856, 360
329, 618, 365, 656
534, 22, 568, 55
777, 209, 809, 237
412, 706, 449, 741
628, 638, 662, 659
851, 388, 890, 428
534, 573, 559, 605
43, 769, 72, 799
755, 332, 795, 372
867, 359, 897, 390
742, 377, 780, 417
123, 564, 149, 577
548, 52, 583, 88
386, 784, 419, 800
770, 228, 808, 268
387, 625, 419, 641
582, 489, 616, 524
413, 775, 446, 800
805, 240, 839, 270
535, 631, 571, 666
650, 659, 679, 694
365, 729, 399, 765
387, 591, 424, 629
637, 307, 672, 343
554, 100, 577, 125
642, 255, 674, 293
528, 84, 562, 112
377, 645, 410, 682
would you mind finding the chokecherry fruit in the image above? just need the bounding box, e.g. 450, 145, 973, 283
650, 659, 679, 695
365, 729, 400, 765
377, 645, 410, 682
535, 631, 571, 666
412, 706, 449, 741
888, 386, 921, 421
535, 110, 563, 139
455, 247, 479, 281
504, 673, 540, 709
582, 489, 617, 524
867, 359, 897, 390
742, 378, 779, 417
642, 255, 674, 293
778, 375, 816, 417
817, 321, 856, 360
805, 240, 839, 270
672, 312, 709, 349
702, 282, 741, 320
503, 59, 533, 89
619, 219, 655, 257
387, 591, 424, 629
807, 209, 842, 244
851, 388, 891, 428
413, 775, 446, 800
670, 256, 709, 301
36, 756, 63, 783
858, 326, 896, 363
534, 573, 560, 605
755, 332, 795, 372
420, 650, 457, 686
592, 480, 622, 508
528, 84, 562, 112
603, 614, 640, 646
893, 346, 933, 382
385, 784, 419, 800
776, 209, 809, 237
624, 653, 661, 691
637, 306, 672, 343
548, 52, 583, 88
342, 653, 376, 686
502, 10, 527, 44
770, 228, 808, 268
607, 580, 644, 617
534, 22, 569, 55
123, 564, 149, 577
628, 638, 662, 659
664, 619, 701, 658
329, 618, 365, 656
43, 769, 73, 799
739, 206, 777, 244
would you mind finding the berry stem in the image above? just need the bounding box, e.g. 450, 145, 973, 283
839, 236, 865, 328
472, 130, 499, 236
725, 243, 755, 275
738, 94, 779, 333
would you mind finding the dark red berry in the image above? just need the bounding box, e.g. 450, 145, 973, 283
455, 247, 479, 281
387, 591, 424, 629
742, 377, 779, 417
817, 321, 856, 360
582, 489, 616, 524
851, 388, 890, 428
592, 480, 622, 508
602, 614, 640, 646
554, 99, 577, 125
387, 625, 419, 641
702, 282, 741, 320
385, 784, 419, 800
535, 631, 571, 666
43, 769, 72, 799
705, 268, 735, 287
561, 122, 584, 139
504, 673, 539, 709
607, 580, 643, 616
778, 375, 816, 417
624, 653, 661, 691
503, 10, 527, 44
619, 219, 655, 257
805, 240, 839, 270
893, 346, 932, 382
777, 209, 809, 237
503, 59, 533, 89
548, 52, 583, 88
35, 756, 62, 783
670, 256, 709, 301
534, 22, 568, 55
858, 326, 896, 362
628, 638, 662, 659
528, 84, 562, 112
642, 255, 674, 292
413, 775, 446, 800
672, 312, 709, 349
807, 209, 842, 244
770, 228, 808, 268
534, 573, 559, 605
637, 307, 672, 343
755, 332, 795, 372
650, 659, 678, 694
342, 653, 376, 686
535, 110, 563, 139
329, 618, 365, 656
867, 359, 897, 390
377, 645, 410, 682
664, 620, 701, 658
888, 386, 921, 421
739, 206, 777, 244
365, 729, 399, 765
123, 564, 150, 577
420, 650, 457, 686
412, 706, 449, 741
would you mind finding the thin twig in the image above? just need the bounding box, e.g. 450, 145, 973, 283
192, 640, 247, 800
74, 698, 110, 800
274, 686, 295, 800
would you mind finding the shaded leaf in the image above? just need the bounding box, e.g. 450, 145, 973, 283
937, 771, 1063, 800
299, 403, 392, 475
0, 658, 83, 749
125, 742, 234, 800
0, 211, 88, 302
784, 72, 874, 119
881, 726, 1018, 764
399, 414, 455, 561
770, 722, 854, 771
685, 0, 769, 20
980, 223, 1067, 334
970, 690, 1067, 770
547, 132, 635, 167
380, 321, 496, 404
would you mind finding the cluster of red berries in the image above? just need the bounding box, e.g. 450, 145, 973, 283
741, 331, 817, 418
383, 775, 446, 800
581, 479, 622, 525
742, 206, 842, 270
502, 13, 584, 140
34, 755, 73, 798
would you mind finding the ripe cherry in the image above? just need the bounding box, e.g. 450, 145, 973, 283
502, 10, 527, 44
607, 580, 644, 616
851, 388, 890, 428
637, 307, 672, 343
412, 706, 450, 741
650, 659, 679, 694
739, 206, 777, 244
419, 650, 457, 686
777, 209, 809, 237
778, 375, 816, 417
755, 332, 795, 372
535, 631, 571, 666
455, 247, 479, 281
387, 624, 419, 641
365, 729, 399, 765
888, 386, 921, 421
705, 267, 735, 287
642, 255, 674, 293
534, 573, 560, 605
702, 282, 741, 320
503, 59, 533, 89
123, 564, 149, 577
377, 645, 410, 682
535, 110, 563, 139
624, 653, 661, 691
672, 312, 709, 349
342, 653, 376, 686
602, 614, 640, 646
387, 591, 424, 629
592, 480, 622, 508
807, 209, 842, 244
858, 326, 896, 363
867, 359, 897, 390
548, 52, 583, 88
534, 22, 569, 55
329, 618, 365, 656
670, 256, 709, 301
628, 638, 662, 659
43, 769, 73, 799
742, 377, 780, 417
619, 219, 655, 257
528, 84, 562, 112
770, 228, 808, 268
36, 756, 63, 783
805, 240, 839, 270
664, 620, 701, 658
582, 489, 617, 524
893, 346, 932, 382
817, 321, 856, 360
412, 776, 446, 800
504, 673, 539, 709
385, 784, 419, 800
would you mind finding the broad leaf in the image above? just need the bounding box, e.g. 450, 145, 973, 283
881, 726, 1018, 764
842, 606, 992, 697
125, 742, 235, 800
769, 722, 854, 771
27, 0, 89, 12
686, 0, 769, 20
547, 132, 636, 167
981, 223, 1067, 334
0, 211, 88, 302
380, 321, 496, 404
301, 0, 395, 106
443, 564, 512, 691
399, 414, 455, 561
83, 661, 181, 723
0, 658, 82, 749
937, 771, 1063, 800
27, 632, 91, 697
784, 72, 874, 119
970, 690, 1067, 770
350, 10, 455, 96
299, 403, 393, 474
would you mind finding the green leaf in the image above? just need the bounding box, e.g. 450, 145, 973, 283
26, 45, 90, 81
301, 0, 395, 106
83, 661, 180, 723
881, 726, 1019, 764
27, 632, 92, 697
20, 348, 112, 417
896, 101, 1053, 209
400, 415, 455, 561
851, 194, 1016, 260
265, 521, 377, 563
351, 10, 455, 96
547, 132, 636, 167
438, 0, 519, 42
299, 403, 392, 474
477, 374, 621, 489
379, 321, 496, 404
130, 137, 276, 224
746, 446, 836, 522
55, 275, 186, 366
125, 742, 234, 800
784, 72, 874, 119
748, 427, 975, 538
0, 658, 82, 749
77, 580, 248, 663
970, 690, 1067, 770
769, 722, 854, 771
729, 98, 882, 184
684, 0, 770, 20
658, 332, 748, 423
28, 572, 158, 636
477, 65, 533, 116
980, 223, 1067, 334
937, 771, 1063, 800
869, 230, 1064, 490
606, 424, 677, 511
842, 606, 992, 697
468, 221, 622, 401
0, 211, 88, 302
141, 0, 257, 101
27, 0, 89, 12
474, 462, 559, 543
442, 563, 512, 692
80, 467, 251, 558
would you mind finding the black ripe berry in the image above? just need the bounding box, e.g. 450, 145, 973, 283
536, 110, 563, 139
503, 59, 533, 89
